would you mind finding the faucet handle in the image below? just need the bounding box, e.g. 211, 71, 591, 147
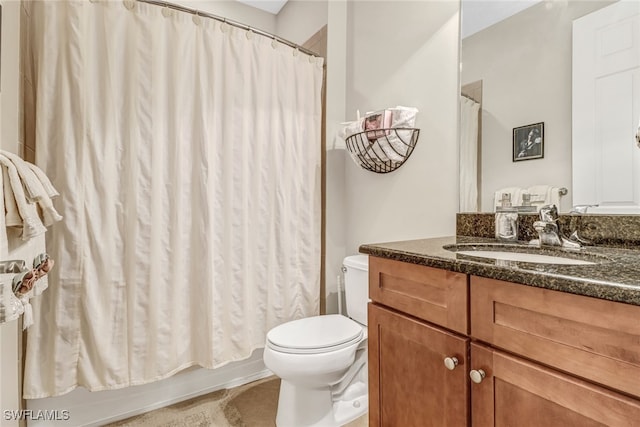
539, 204, 558, 222
570, 204, 598, 214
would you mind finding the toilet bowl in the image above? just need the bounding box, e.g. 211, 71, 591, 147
263, 255, 369, 427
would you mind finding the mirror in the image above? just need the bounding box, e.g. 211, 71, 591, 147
459, 0, 638, 213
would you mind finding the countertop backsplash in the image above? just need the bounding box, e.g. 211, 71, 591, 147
457, 213, 640, 249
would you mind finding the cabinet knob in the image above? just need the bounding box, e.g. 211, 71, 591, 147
469, 369, 486, 384
444, 356, 459, 370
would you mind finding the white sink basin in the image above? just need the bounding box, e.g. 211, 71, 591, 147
455, 250, 596, 265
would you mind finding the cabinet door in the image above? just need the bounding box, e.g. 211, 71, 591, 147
368, 303, 469, 427
470, 343, 640, 426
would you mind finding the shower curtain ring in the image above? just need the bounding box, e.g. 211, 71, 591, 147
192, 10, 202, 26
123, 0, 136, 11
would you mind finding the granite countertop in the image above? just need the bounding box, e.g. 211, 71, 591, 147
359, 236, 640, 307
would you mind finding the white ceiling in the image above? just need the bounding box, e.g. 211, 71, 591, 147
235, 0, 288, 15
461, 0, 543, 39
234, 0, 542, 38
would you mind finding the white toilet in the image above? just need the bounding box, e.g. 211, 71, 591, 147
263, 255, 369, 427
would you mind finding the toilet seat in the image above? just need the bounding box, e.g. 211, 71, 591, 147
267, 314, 364, 355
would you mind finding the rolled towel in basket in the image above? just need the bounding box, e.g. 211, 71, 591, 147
361, 110, 398, 162
368, 106, 419, 162
341, 106, 420, 168
385, 106, 419, 156
342, 115, 396, 164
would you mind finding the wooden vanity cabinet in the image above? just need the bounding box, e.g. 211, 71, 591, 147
368, 255, 640, 427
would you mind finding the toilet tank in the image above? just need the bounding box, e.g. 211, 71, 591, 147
343, 255, 369, 326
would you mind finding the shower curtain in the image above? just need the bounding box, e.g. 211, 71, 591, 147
459, 97, 480, 212
22, 0, 323, 398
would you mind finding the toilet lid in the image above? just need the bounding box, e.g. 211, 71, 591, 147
267, 314, 364, 354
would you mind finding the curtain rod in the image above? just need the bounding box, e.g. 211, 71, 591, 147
136, 0, 320, 58
461, 93, 480, 104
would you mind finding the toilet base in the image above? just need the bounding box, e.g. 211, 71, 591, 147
332, 380, 368, 426
275, 380, 368, 427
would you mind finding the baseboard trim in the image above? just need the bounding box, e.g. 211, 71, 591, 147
27, 349, 271, 427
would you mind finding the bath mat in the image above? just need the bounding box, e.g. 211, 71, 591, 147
106, 377, 277, 427
106, 376, 368, 426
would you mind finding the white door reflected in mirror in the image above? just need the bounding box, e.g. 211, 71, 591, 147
572, 0, 640, 214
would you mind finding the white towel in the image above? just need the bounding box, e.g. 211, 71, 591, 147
368, 107, 419, 162
525, 185, 561, 211
340, 106, 419, 164
494, 187, 523, 210
1, 150, 45, 203
27, 162, 59, 199
0, 153, 62, 227
0, 170, 7, 257
2, 166, 21, 227
0, 158, 47, 240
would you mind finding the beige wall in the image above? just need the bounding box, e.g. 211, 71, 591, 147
276, 0, 348, 315
2, 0, 21, 156
323, 1, 347, 314
461, 1, 613, 212
276, 0, 327, 46
1, 0, 24, 425
344, 1, 460, 253
276, 0, 461, 309
178, 0, 276, 32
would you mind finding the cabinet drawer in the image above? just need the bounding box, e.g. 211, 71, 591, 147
369, 256, 468, 334
471, 276, 640, 398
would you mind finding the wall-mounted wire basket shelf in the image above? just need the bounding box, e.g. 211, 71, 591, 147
345, 128, 420, 174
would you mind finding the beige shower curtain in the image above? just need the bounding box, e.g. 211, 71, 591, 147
22, 0, 323, 398
459, 96, 480, 212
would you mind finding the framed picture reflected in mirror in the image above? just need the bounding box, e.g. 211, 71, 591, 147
513, 122, 544, 162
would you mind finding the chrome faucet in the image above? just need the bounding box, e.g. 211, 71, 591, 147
531, 205, 581, 249
570, 204, 597, 214
567, 204, 598, 245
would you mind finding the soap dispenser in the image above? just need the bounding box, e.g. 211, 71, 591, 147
495, 193, 518, 241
